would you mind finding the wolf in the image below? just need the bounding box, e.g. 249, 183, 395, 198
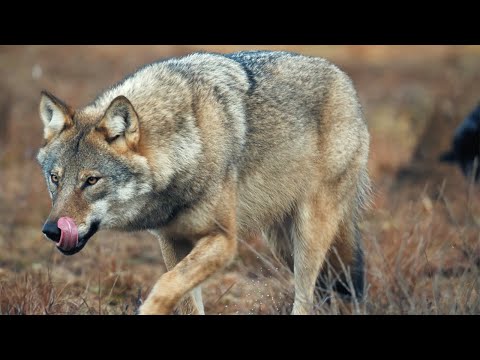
440, 102, 480, 182
36, 51, 371, 315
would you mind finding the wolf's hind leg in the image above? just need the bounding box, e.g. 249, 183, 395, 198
291, 188, 344, 315
315, 220, 365, 313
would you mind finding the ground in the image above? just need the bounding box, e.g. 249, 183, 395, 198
1, 45, 479, 314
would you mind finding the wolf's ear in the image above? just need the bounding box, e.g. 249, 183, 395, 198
39, 91, 73, 141
96, 96, 140, 151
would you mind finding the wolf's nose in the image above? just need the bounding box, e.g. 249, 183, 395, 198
42, 221, 61, 242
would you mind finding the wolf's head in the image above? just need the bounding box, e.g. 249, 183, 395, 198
36, 91, 153, 255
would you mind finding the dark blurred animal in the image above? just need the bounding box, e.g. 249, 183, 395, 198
440, 103, 480, 182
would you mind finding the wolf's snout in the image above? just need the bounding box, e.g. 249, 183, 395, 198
42, 221, 61, 242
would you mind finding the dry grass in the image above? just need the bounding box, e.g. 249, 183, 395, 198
363, 184, 480, 315
1, 45, 480, 315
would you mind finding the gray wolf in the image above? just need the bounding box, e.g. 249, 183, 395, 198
440, 102, 480, 182
36, 51, 371, 315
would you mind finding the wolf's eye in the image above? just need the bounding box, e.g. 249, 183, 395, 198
86, 177, 99, 186
51, 174, 59, 184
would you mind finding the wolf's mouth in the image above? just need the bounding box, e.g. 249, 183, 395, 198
57, 221, 100, 256
56, 217, 78, 251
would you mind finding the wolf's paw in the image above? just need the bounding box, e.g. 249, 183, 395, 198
137, 297, 173, 315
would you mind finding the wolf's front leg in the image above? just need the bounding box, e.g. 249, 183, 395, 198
156, 236, 204, 314
140, 228, 237, 315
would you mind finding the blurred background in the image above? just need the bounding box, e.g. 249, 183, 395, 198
0, 45, 479, 314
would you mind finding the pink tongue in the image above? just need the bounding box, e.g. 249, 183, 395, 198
57, 217, 79, 251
